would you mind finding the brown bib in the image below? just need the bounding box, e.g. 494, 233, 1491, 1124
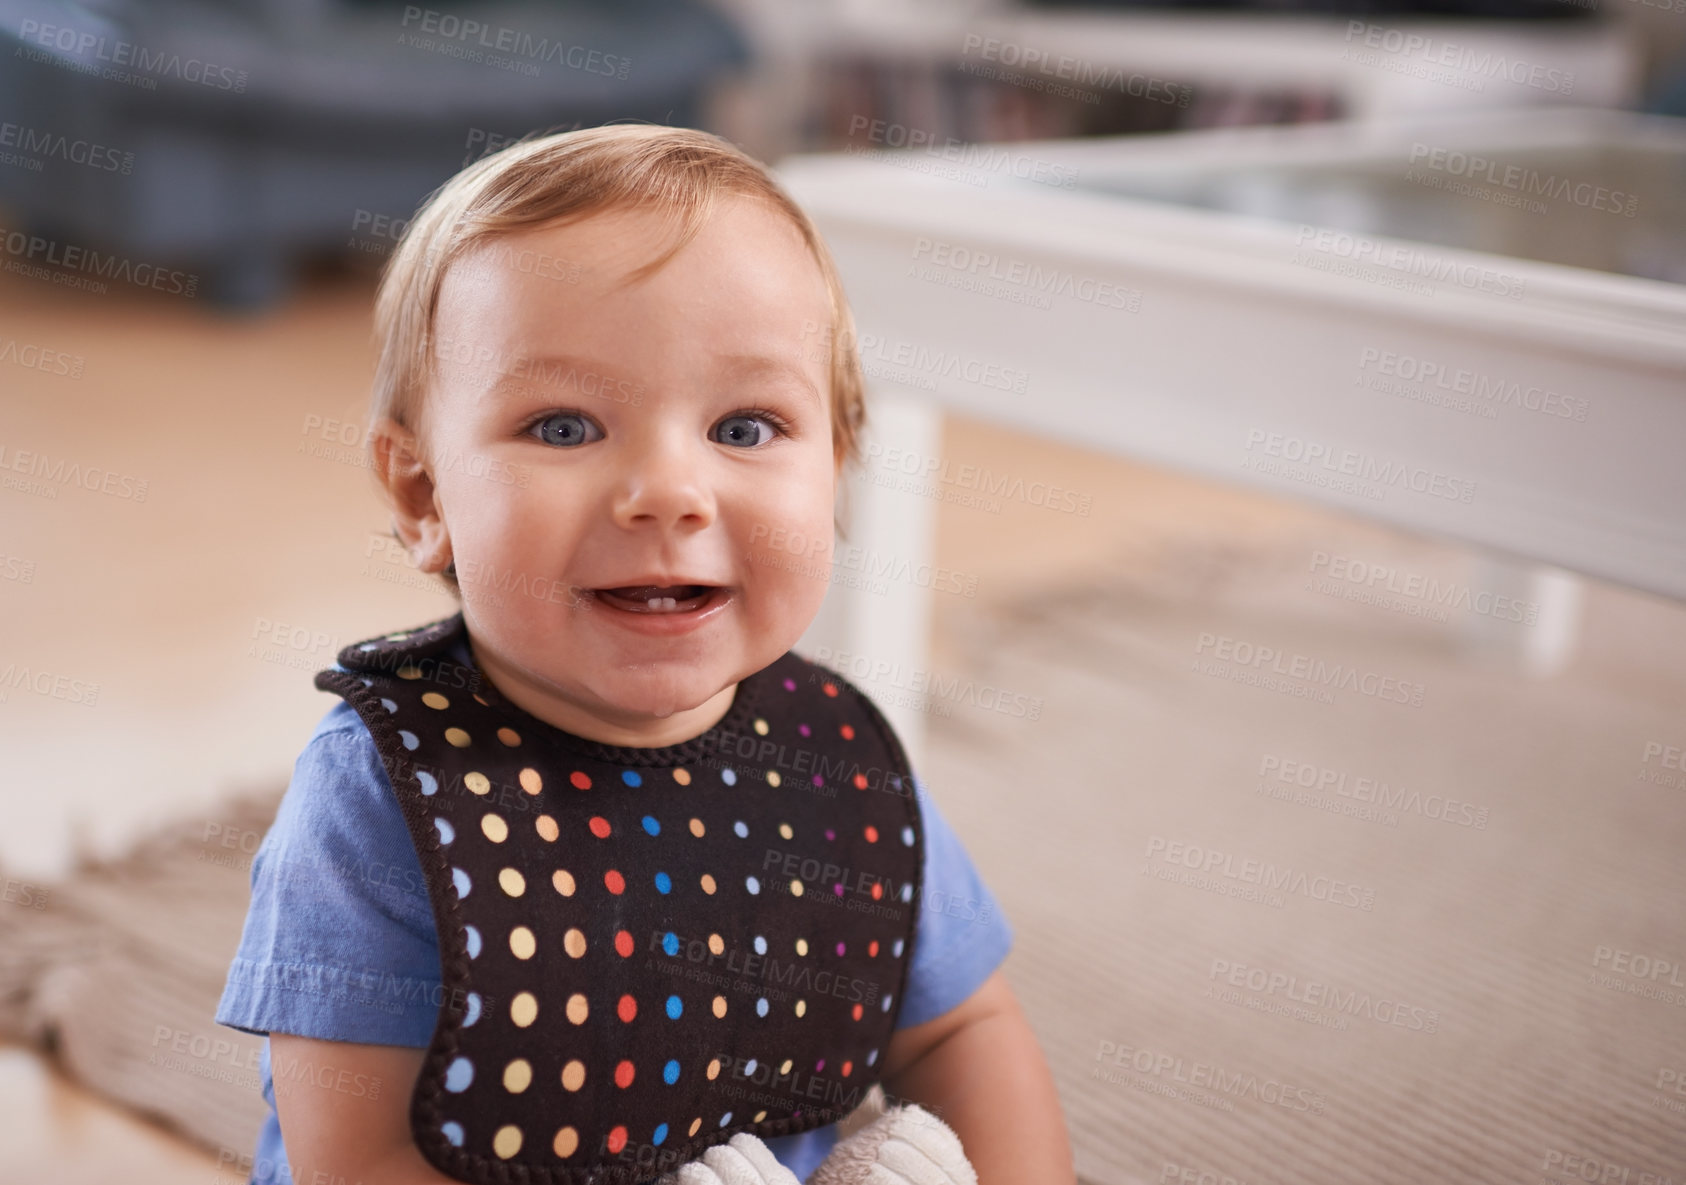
314, 612, 924, 1184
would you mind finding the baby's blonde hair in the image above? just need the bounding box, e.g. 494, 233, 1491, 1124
367, 122, 867, 595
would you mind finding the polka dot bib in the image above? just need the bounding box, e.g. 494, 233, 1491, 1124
314, 613, 924, 1184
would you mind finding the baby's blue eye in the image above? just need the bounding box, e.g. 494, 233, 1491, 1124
713, 415, 775, 448
532, 412, 601, 447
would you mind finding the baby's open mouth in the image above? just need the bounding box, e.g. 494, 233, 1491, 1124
592, 584, 720, 614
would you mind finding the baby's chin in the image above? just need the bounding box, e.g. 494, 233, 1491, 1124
587, 667, 738, 729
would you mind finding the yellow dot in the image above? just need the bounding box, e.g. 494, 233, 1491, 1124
689, 817, 705, 837
790, 879, 804, 897
779, 823, 793, 840
465, 772, 490, 796
767, 771, 781, 788
700, 874, 716, 895
421, 692, 449, 710
561, 1060, 586, 1091
795, 999, 806, 1017
499, 868, 526, 896
712, 995, 727, 1018
553, 868, 575, 896
397, 665, 423, 680
510, 992, 538, 1027
796, 938, 809, 956
445, 727, 471, 748
753, 717, 769, 735
503, 1059, 533, 1093
708, 933, 724, 956
482, 815, 509, 843
536, 815, 559, 842
519, 768, 543, 795
493, 1125, 522, 1158
754, 1110, 767, 1123
473, 693, 489, 706
510, 926, 536, 959
497, 727, 521, 746
779, 1059, 793, 1075
553, 1127, 579, 1157
566, 993, 589, 1024
673, 768, 691, 786
707, 1058, 720, 1080
563, 927, 586, 958
689, 1118, 702, 1136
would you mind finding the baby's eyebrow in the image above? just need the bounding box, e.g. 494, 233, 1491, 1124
478, 350, 821, 407
716, 353, 822, 409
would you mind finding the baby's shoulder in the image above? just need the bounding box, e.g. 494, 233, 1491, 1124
267, 700, 405, 853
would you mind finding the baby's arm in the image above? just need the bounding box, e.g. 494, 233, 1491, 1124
877, 968, 1076, 1185
271, 1034, 457, 1185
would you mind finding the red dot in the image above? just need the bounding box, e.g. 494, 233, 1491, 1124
617, 994, 637, 1023
840, 723, 855, 740
822, 682, 838, 697
570, 770, 592, 790
605, 869, 625, 894
871, 882, 882, 900
614, 1060, 635, 1088
607, 1126, 627, 1153
851, 1003, 863, 1021
868, 940, 879, 957
842, 1060, 853, 1077
589, 816, 611, 838
863, 825, 878, 843
853, 773, 868, 790
615, 930, 634, 957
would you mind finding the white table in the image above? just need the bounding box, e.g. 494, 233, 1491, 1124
782, 107, 1686, 763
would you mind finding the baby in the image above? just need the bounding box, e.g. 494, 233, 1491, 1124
215, 124, 1073, 1185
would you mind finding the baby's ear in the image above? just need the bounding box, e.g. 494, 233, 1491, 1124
369, 416, 452, 573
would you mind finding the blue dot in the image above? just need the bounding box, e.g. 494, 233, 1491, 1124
380, 698, 398, 713
465, 926, 482, 959
756, 998, 768, 1017
398, 730, 419, 751
642, 815, 660, 836
662, 932, 679, 956
902, 826, 915, 846
720, 1111, 733, 1127
463, 993, 482, 1027
753, 935, 767, 955
882, 994, 893, 1011
663, 1060, 680, 1085
734, 821, 748, 838
623, 770, 642, 787
900, 883, 912, 902
666, 995, 682, 1019
434, 818, 454, 845
655, 871, 672, 894
653, 1122, 669, 1144
441, 1121, 464, 1147
451, 868, 471, 899
444, 1057, 474, 1092
867, 1048, 878, 1066
745, 875, 760, 895
416, 771, 438, 796
892, 938, 904, 958
744, 1058, 758, 1075
722, 768, 737, 786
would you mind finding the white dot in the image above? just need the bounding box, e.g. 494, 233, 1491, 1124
753, 935, 767, 955
358, 643, 379, 652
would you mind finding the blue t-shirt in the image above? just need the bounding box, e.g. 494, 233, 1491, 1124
215, 661, 1013, 1184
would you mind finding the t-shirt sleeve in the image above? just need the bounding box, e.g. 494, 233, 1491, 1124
892, 775, 1014, 1029
214, 702, 445, 1047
